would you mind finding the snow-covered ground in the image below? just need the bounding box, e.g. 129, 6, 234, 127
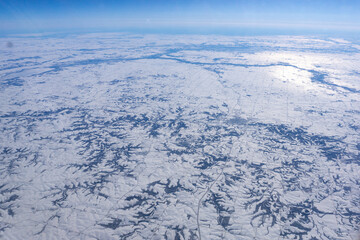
0, 33, 359, 239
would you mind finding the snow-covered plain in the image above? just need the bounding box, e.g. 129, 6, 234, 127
0, 33, 360, 239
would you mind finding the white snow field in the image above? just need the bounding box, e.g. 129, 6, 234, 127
0, 33, 360, 239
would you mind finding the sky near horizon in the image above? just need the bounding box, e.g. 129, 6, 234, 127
0, 0, 359, 34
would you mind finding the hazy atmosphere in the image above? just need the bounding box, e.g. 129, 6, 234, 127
1, 0, 360, 35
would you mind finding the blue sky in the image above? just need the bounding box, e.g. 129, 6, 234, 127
0, 0, 359, 34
